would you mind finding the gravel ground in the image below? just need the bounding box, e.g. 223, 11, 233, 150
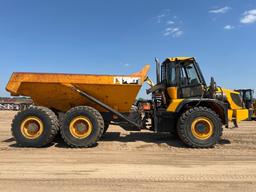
0, 111, 256, 192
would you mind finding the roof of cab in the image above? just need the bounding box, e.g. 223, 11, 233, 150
166, 57, 194, 62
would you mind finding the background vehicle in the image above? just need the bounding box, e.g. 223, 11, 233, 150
6, 57, 248, 148
0, 97, 32, 111
235, 89, 255, 120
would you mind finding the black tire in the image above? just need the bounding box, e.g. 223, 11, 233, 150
177, 106, 223, 148
11, 106, 59, 147
60, 106, 104, 147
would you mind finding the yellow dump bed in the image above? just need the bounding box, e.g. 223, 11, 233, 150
6, 65, 150, 113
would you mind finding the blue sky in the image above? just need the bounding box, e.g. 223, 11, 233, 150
0, 0, 256, 98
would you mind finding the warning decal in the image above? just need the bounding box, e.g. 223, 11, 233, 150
114, 77, 141, 85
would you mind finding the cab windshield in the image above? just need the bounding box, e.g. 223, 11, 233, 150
244, 91, 253, 101
179, 62, 201, 87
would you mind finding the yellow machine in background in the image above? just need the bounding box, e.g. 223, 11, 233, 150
235, 89, 256, 121
254, 101, 256, 119
219, 89, 249, 123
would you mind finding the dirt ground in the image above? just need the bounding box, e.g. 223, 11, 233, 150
0, 111, 256, 192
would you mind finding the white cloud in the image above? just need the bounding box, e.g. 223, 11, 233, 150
240, 9, 256, 24
156, 11, 184, 38
173, 30, 183, 37
166, 27, 179, 32
209, 6, 231, 14
157, 14, 165, 23
224, 25, 235, 30
166, 20, 175, 25
163, 27, 183, 38
157, 9, 170, 23
120, 62, 130, 67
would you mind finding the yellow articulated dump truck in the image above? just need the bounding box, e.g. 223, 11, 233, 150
6, 57, 248, 148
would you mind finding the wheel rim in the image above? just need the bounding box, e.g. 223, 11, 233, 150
69, 116, 92, 139
191, 117, 213, 140
20, 116, 44, 139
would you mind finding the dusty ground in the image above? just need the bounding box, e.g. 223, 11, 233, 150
0, 111, 256, 192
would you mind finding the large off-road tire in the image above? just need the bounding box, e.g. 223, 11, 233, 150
60, 106, 104, 147
11, 106, 59, 147
177, 107, 223, 148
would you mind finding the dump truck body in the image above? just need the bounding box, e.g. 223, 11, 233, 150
6, 65, 150, 113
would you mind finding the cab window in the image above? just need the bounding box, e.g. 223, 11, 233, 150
245, 91, 252, 100
162, 62, 176, 86
180, 62, 200, 86
168, 63, 176, 85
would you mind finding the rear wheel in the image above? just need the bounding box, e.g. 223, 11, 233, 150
11, 106, 59, 147
60, 106, 104, 147
177, 107, 222, 148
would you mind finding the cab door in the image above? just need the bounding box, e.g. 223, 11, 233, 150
178, 62, 204, 98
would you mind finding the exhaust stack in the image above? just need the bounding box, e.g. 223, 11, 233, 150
155, 57, 161, 84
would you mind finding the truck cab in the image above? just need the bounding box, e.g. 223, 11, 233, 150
161, 57, 206, 99
146, 57, 248, 147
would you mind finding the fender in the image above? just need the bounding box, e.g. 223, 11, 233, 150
175, 98, 228, 125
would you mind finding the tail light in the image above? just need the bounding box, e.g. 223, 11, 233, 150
142, 103, 151, 111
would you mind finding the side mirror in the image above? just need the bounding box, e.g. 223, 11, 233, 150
209, 77, 217, 98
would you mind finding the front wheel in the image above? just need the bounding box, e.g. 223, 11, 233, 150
177, 107, 223, 148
